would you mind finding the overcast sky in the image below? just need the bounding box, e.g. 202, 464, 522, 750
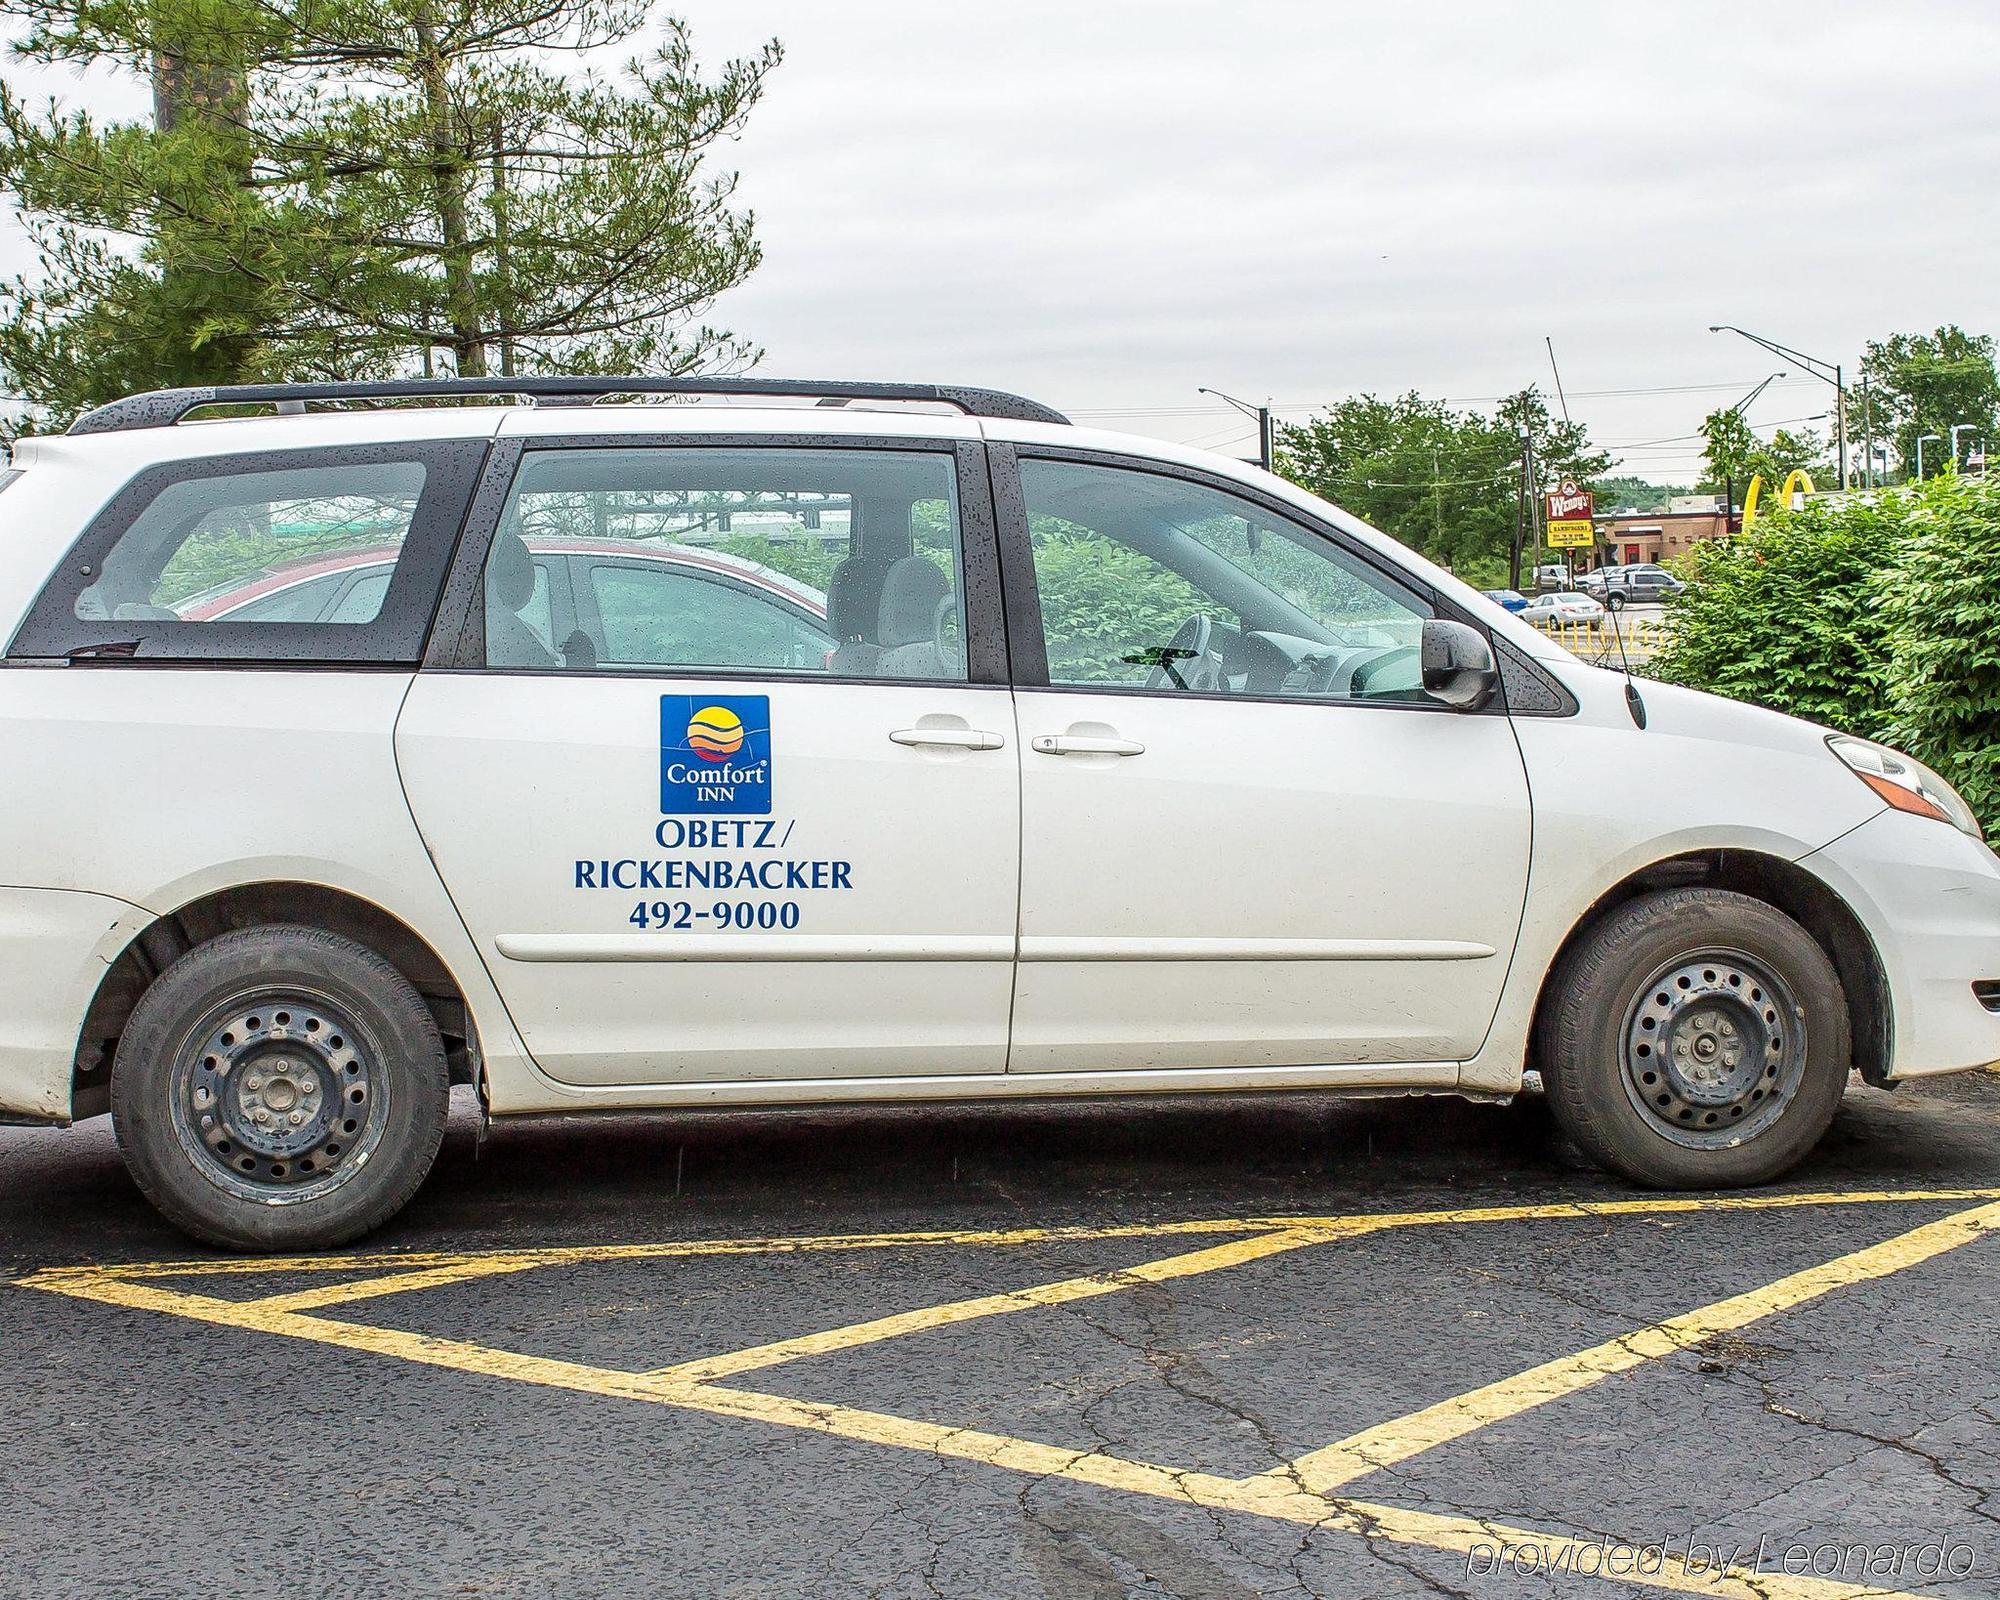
6, 0, 1998, 479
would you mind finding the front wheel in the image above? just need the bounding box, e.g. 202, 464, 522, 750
112, 925, 450, 1250
1536, 889, 1849, 1188
1605, 593, 1626, 612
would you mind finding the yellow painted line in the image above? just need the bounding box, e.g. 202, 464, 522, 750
649, 1188, 2000, 1383
1259, 1197, 2000, 1496
244, 1256, 561, 1313
25, 1187, 1997, 1296
22, 1196, 1995, 1600
663, 1382, 1932, 1600
16, 1267, 1937, 1600
1244, 1184, 2000, 1232
652, 1220, 1389, 1382
22, 1217, 1263, 1289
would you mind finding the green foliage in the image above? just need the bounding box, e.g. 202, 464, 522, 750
710, 534, 843, 595
1276, 385, 1608, 578
1028, 530, 1201, 683
1860, 326, 1999, 480
151, 525, 378, 605
1696, 408, 1827, 498
1, 0, 781, 431
1881, 473, 2000, 831
1647, 495, 1903, 739
1590, 475, 1691, 514
1649, 473, 2000, 834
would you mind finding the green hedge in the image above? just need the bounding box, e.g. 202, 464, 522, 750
1648, 475, 2000, 834
1646, 496, 1903, 739
1882, 475, 2000, 831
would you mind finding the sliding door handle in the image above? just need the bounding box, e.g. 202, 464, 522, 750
890, 727, 1006, 751
1031, 734, 1145, 757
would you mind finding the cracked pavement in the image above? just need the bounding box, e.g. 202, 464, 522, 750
2, 1071, 1997, 1599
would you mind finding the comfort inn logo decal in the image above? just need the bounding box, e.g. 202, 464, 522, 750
661, 695, 772, 814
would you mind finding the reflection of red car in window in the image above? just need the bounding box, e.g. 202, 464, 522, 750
181, 538, 832, 668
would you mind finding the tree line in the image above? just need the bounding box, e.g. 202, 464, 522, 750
1695, 325, 1999, 494
1273, 325, 1998, 587
1276, 387, 1606, 588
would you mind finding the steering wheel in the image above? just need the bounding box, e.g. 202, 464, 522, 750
1143, 613, 1220, 692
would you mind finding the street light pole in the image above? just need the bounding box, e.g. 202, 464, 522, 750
1836, 362, 1847, 488
1730, 371, 1787, 415
1197, 387, 1274, 472
1708, 325, 1848, 489
1916, 433, 1941, 481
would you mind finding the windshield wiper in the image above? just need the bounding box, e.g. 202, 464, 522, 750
64, 640, 143, 660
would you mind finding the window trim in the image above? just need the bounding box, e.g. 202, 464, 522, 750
426, 433, 1006, 689
5, 440, 488, 666
992, 442, 1494, 715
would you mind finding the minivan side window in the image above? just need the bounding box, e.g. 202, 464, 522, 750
1020, 458, 1435, 703
79, 461, 425, 626
6, 441, 485, 665
481, 446, 964, 680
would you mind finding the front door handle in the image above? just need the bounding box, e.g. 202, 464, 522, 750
890, 727, 1006, 751
1031, 734, 1145, 757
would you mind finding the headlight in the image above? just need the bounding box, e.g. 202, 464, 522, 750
1827, 735, 1983, 840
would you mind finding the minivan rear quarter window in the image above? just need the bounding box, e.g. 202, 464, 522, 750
7, 441, 486, 664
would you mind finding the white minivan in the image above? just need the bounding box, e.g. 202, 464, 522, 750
2, 377, 1996, 1249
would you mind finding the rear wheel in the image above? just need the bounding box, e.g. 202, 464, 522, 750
1536, 889, 1849, 1187
112, 925, 449, 1250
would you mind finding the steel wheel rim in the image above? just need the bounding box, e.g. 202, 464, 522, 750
166, 986, 391, 1205
1618, 947, 1807, 1149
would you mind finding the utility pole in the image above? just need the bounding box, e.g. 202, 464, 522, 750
1198, 387, 1273, 472
1432, 446, 1443, 551
1511, 428, 1532, 592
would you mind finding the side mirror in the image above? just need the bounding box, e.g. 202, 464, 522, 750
1420, 618, 1498, 711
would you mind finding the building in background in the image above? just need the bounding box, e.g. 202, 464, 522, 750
1591, 500, 1732, 567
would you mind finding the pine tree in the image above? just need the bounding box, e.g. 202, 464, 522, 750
1, 0, 780, 430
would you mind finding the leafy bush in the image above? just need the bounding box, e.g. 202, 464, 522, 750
711, 532, 844, 593
1649, 475, 2000, 835
1646, 496, 1905, 740
1882, 473, 2000, 832
1029, 531, 1201, 683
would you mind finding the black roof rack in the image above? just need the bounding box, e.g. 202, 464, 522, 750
66, 375, 1070, 435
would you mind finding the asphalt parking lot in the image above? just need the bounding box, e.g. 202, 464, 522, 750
4, 1072, 1998, 1600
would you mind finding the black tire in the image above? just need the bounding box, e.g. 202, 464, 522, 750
112, 925, 449, 1251
1535, 889, 1849, 1188
1606, 592, 1627, 612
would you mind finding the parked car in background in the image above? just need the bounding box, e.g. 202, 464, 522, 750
185, 538, 833, 671
1519, 590, 1605, 629
1582, 563, 1685, 610
1481, 588, 1528, 613
1531, 563, 1569, 592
